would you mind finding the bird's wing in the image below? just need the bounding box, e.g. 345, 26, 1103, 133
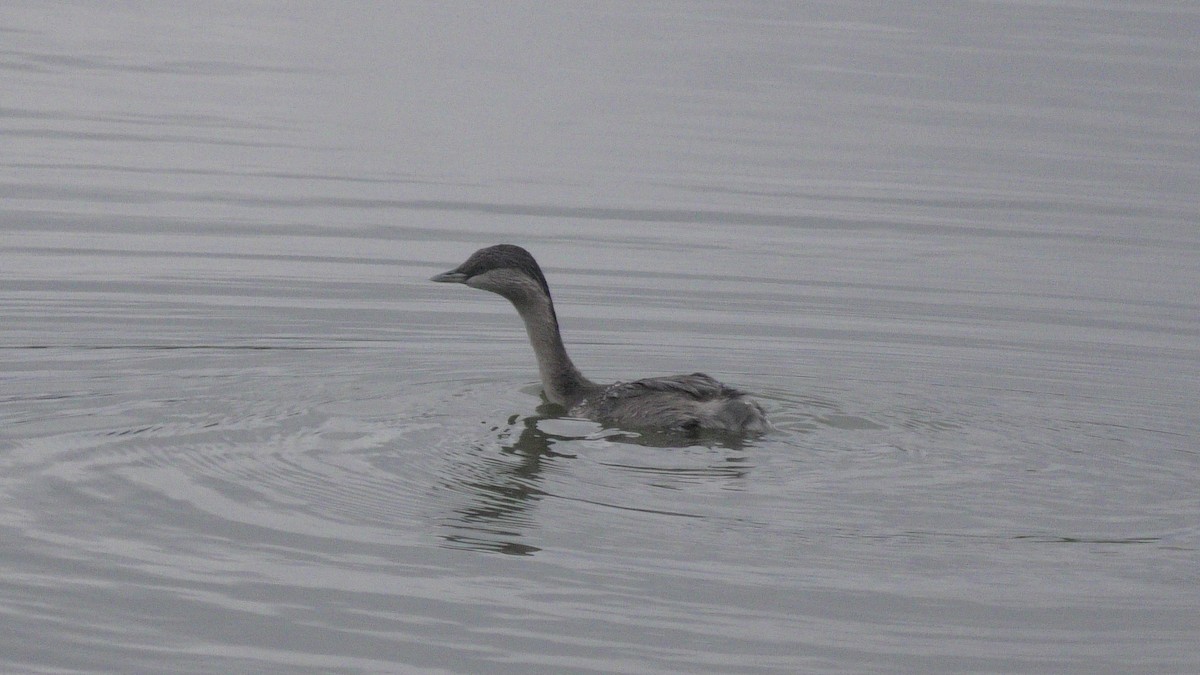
604, 372, 742, 401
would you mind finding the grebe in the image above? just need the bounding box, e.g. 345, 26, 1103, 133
431, 244, 769, 435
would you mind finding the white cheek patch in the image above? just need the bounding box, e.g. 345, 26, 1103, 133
466, 269, 542, 299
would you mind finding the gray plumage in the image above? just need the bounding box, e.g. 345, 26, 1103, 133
431, 244, 769, 435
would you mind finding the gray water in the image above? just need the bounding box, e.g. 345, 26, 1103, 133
3, 2, 1198, 673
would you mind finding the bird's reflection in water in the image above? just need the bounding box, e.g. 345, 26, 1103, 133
439, 403, 756, 556
438, 404, 573, 556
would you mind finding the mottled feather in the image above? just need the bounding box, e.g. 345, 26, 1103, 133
574, 373, 769, 434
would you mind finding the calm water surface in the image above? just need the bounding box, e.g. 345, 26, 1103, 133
2, 2, 1198, 673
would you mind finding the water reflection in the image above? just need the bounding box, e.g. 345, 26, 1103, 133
439, 404, 772, 555
438, 409, 571, 556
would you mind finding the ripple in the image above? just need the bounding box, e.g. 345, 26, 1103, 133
3, 0, 1199, 670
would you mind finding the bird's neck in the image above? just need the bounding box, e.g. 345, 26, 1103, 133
513, 295, 595, 406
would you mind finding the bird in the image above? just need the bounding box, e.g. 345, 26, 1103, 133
431, 244, 769, 435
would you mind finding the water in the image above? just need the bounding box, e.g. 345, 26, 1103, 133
2, 2, 1198, 673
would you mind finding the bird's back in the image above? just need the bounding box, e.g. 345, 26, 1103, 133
572, 372, 770, 434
